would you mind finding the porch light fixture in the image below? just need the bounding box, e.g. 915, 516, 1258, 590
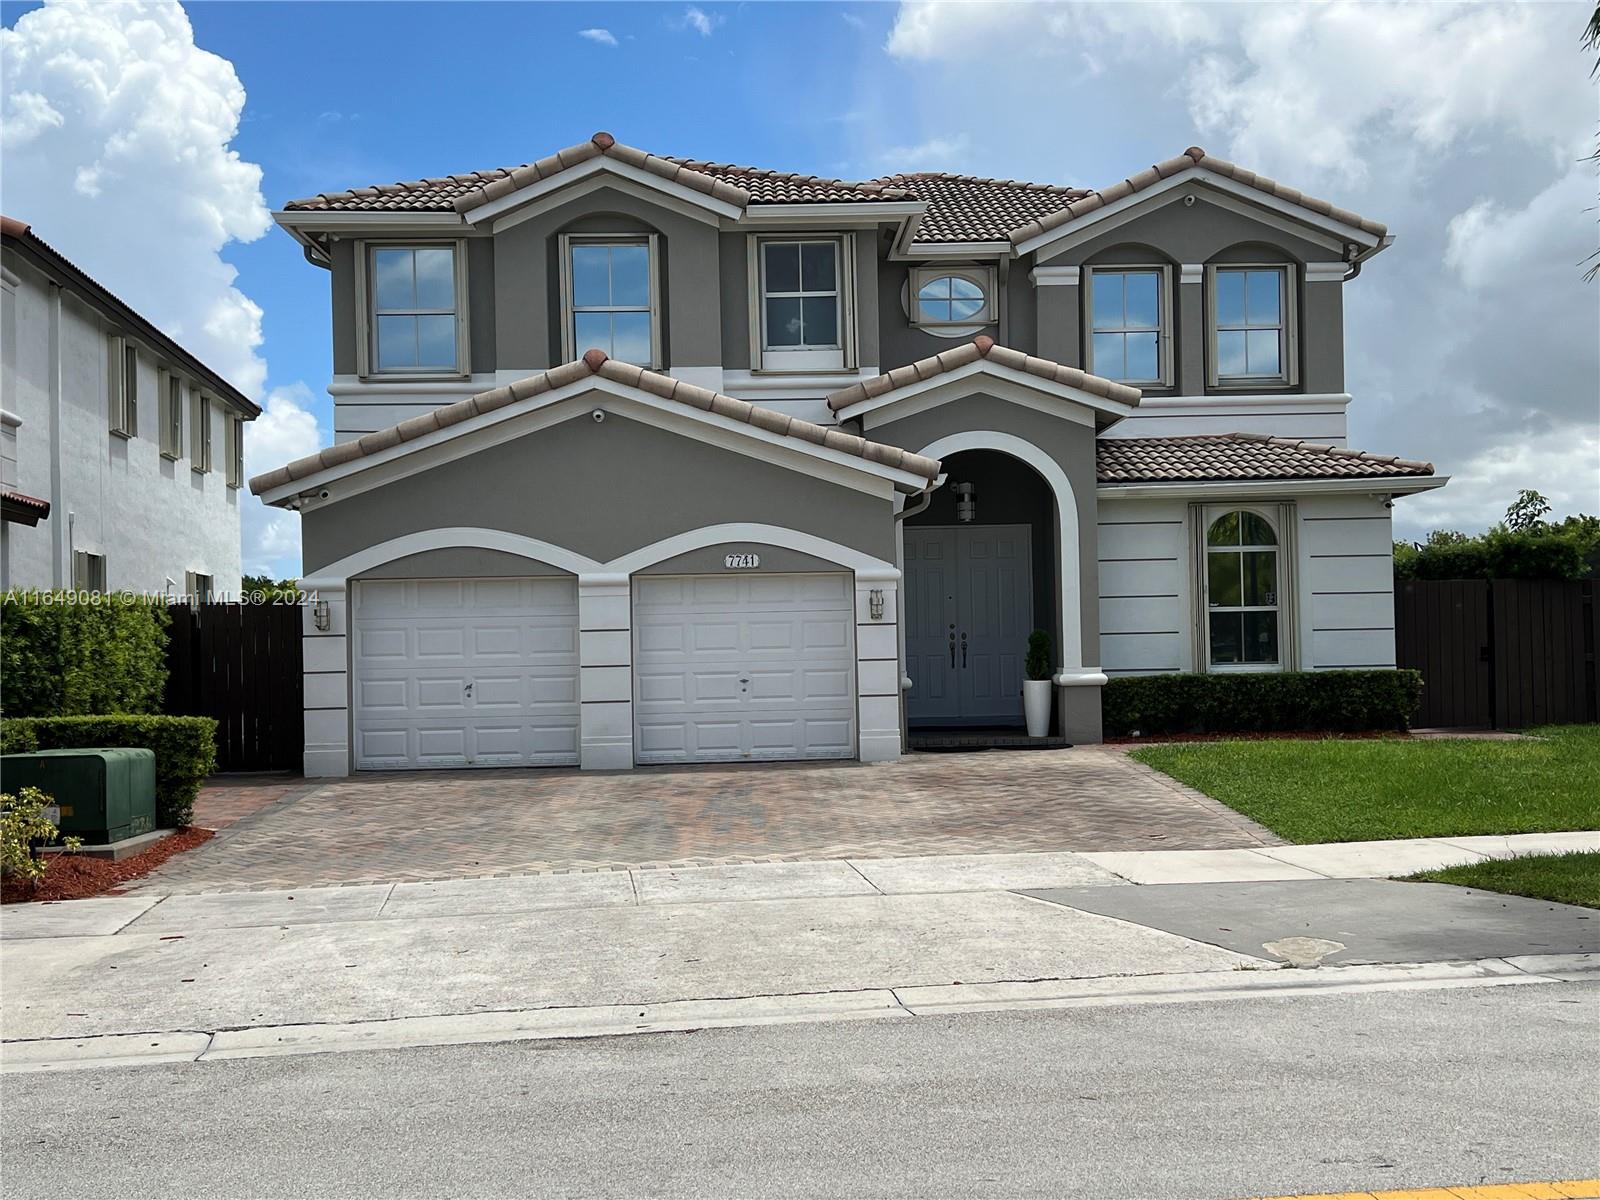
869, 589, 885, 620
953, 482, 976, 523
313, 599, 331, 631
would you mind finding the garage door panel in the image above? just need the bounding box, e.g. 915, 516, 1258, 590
633, 572, 855, 764
353, 577, 579, 770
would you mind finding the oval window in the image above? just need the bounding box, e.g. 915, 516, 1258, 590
917, 274, 986, 322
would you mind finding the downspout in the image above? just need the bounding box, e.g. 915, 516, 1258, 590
47, 281, 65, 587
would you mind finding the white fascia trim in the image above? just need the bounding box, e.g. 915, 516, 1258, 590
1305, 262, 1351, 283
489, 171, 730, 234
1130, 392, 1352, 411
722, 366, 881, 400
833, 357, 1136, 424
1096, 475, 1448, 501
273, 210, 466, 231
1014, 169, 1378, 258
863, 375, 1096, 432
916, 430, 1087, 673
262, 377, 924, 507
900, 240, 1012, 260
731, 201, 924, 228
1029, 266, 1080, 287
606, 522, 898, 577
463, 157, 744, 228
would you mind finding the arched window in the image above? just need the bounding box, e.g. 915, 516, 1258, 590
1206, 510, 1280, 667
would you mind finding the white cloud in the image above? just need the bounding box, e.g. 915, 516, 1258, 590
841, 12, 867, 32
875, 133, 972, 172
681, 6, 718, 37
874, 0, 1600, 532
1, 0, 271, 398
577, 27, 618, 47
241, 383, 324, 579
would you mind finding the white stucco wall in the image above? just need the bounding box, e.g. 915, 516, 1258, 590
1097, 491, 1398, 676
0, 252, 245, 595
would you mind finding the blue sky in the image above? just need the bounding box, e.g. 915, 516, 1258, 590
3, 1, 1595, 579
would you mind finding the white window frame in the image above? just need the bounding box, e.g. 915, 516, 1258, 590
1084, 264, 1173, 388
747, 233, 856, 373
355, 240, 470, 380
73, 550, 107, 593
160, 370, 184, 460
225, 413, 244, 489
185, 570, 214, 602
108, 335, 137, 437
1207, 263, 1298, 389
191, 390, 212, 474
908, 264, 996, 335
558, 232, 662, 368
1201, 505, 1285, 674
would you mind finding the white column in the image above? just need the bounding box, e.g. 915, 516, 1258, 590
302, 582, 350, 778
855, 571, 902, 763
578, 574, 633, 770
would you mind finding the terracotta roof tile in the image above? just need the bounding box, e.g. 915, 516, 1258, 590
250, 352, 942, 498
827, 336, 1142, 412
1096, 433, 1433, 484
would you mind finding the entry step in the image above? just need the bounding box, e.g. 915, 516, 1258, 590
909, 733, 1071, 752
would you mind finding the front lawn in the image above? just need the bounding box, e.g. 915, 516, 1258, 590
1129, 724, 1600, 844
1406, 851, 1600, 910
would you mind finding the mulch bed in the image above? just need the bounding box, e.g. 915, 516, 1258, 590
1, 827, 214, 905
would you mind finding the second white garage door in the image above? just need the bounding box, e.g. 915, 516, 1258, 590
632, 573, 856, 764
351, 577, 579, 769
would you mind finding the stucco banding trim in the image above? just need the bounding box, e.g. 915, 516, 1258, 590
249, 349, 943, 499
826, 336, 1143, 414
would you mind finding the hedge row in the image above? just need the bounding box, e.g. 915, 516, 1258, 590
1, 716, 217, 828
1102, 670, 1423, 738
0, 593, 170, 717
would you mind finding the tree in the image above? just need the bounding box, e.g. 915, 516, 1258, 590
1504, 489, 1552, 531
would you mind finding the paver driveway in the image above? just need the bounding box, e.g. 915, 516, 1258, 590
135, 748, 1280, 893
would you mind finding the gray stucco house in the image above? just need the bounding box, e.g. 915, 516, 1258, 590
255, 133, 1445, 776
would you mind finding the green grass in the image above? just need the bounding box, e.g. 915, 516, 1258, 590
1407, 851, 1600, 909
1129, 724, 1600, 844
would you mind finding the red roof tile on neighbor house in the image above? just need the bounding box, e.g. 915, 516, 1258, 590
1095, 434, 1433, 484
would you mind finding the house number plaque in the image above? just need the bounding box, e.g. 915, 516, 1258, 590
723, 553, 761, 569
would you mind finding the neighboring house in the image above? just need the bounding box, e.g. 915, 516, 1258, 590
256, 133, 1444, 777
1, 217, 260, 597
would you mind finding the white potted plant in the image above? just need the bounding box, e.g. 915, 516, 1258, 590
1023, 629, 1053, 738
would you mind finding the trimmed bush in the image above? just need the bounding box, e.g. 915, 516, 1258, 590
1102, 670, 1423, 738
0, 715, 217, 828
1, 593, 170, 717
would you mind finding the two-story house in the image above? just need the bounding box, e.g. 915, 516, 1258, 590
253, 133, 1445, 777
2, 217, 260, 597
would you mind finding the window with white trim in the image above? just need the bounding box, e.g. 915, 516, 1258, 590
185, 571, 214, 602
108, 335, 137, 437
562, 235, 657, 366
1209, 265, 1295, 386
1204, 510, 1281, 669
367, 244, 463, 375
191, 391, 212, 473
160, 371, 183, 460
756, 237, 849, 370
73, 550, 106, 593
225, 414, 244, 489
1086, 266, 1170, 386
910, 266, 995, 333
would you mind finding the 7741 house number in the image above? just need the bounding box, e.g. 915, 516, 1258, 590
723, 553, 761, 569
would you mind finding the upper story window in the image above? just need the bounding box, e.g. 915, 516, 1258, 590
191, 391, 212, 474
562, 235, 658, 367
1209, 265, 1296, 387
753, 236, 853, 372
108, 335, 137, 437
160, 371, 183, 460
1205, 509, 1280, 670
909, 266, 996, 336
366, 244, 464, 376
1086, 266, 1170, 386
225, 414, 244, 489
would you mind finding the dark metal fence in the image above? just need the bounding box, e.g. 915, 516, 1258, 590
164, 602, 303, 771
1395, 578, 1598, 729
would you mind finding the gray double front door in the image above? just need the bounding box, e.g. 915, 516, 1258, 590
904, 524, 1033, 727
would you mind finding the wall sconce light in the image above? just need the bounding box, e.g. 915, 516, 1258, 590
953, 482, 976, 523
868, 589, 885, 620
313, 599, 331, 632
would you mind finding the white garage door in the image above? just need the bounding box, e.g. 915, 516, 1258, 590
633, 573, 856, 764
351, 577, 579, 770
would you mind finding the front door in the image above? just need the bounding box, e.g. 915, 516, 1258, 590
904, 525, 1033, 727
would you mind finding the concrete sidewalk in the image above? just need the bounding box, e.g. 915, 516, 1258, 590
1, 831, 1594, 1071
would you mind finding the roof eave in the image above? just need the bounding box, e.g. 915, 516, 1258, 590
1097, 474, 1445, 500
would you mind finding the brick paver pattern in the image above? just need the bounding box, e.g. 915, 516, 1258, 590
135, 748, 1281, 894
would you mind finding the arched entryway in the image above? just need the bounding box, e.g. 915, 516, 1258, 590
903, 448, 1059, 730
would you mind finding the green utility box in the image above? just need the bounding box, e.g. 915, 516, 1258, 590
1, 748, 158, 844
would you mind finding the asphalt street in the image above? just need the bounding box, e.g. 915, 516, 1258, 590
4, 980, 1596, 1200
